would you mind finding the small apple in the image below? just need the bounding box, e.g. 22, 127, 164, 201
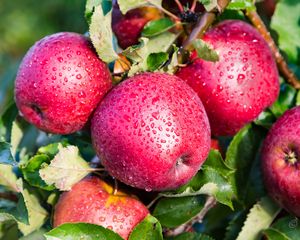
112, 1, 162, 49
262, 106, 300, 216
176, 20, 279, 136
15, 32, 112, 134
53, 176, 149, 239
91, 72, 211, 191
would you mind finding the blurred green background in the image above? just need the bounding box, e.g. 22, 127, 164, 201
0, 0, 88, 115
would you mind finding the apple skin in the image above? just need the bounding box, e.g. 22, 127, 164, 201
53, 176, 149, 240
112, 2, 162, 49
176, 20, 279, 136
262, 106, 300, 217
15, 32, 112, 134
91, 72, 211, 191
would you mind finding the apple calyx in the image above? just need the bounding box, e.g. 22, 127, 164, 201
285, 149, 298, 166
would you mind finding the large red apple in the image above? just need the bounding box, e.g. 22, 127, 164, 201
262, 106, 300, 216
176, 20, 279, 136
53, 176, 149, 239
15, 32, 112, 134
91, 72, 211, 191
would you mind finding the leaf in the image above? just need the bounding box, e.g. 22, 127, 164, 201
10, 120, 24, 156
142, 18, 175, 37
269, 83, 297, 117
226, 0, 255, 10
129, 215, 163, 240
263, 228, 289, 240
44, 223, 123, 240
0, 142, 17, 166
225, 124, 267, 207
147, 52, 169, 71
160, 150, 235, 209
16, 179, 48, 235
117, 0, 162, 14
165, 45, 180, 74
254, 110, 276, 129
271, 0, 300, 65
264, 216, 300, 239
21, 154, 55, 191
39, 144, 91, 191
192, 39, 219, 62
153, 196, 205, 228
224, 211, 247, 240
236, 197, 281, 240
166, 232, 215, 240
85, 0, 112, 24
199, 0, 218, 12
0, 221, 18, 240
296, 90, 300, 106
89, 7, 118, 63
0, 104, 18, 142
0, 164, 18, 191
20, 229, 47, 240
124, 32, 178, 76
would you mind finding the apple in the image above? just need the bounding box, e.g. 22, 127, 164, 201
112, 1, 162, 49
14, 32, 112, 134
176, 20, 279, 136
262, 106, 300, 217
91, 72, 211, 191
53, 176, 149, 239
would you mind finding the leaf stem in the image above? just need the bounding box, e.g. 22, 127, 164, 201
245, 9, 300, 89
164, 196, 217, 237
190, 0, 197, 12
175, 0, 184, 12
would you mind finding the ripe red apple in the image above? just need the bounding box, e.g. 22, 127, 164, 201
53, 176, 149, 239
91, 72, 211, 191
15, 32, 112, 134
262, 106, 300, 217
112, 2, 162, 49
176, 20, 279, 136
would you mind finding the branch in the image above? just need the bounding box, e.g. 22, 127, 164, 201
183, 0, 231, 49
164, 196, 217, 237
245, 10, 300, 89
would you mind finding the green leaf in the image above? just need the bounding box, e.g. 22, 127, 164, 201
271, 0, 300, 65
192, 39, 219, 62
85, 0, 112, 24
296, 90, 300, 106
21, 154, 55, 191
124, 32, 178, 76
142, 18, 175, 37
39, 144, 91, 191
129, 215, 163, 240
10, 120, 24, 157
165, 45, 180, 74
0, 142, 16, 166
166, 232, 215, 240
153, 196, 205, 227
265, 216, 300, 239
269, 83, 297, 117
198, 0, 218, 12
0, 164, 18, 191
147, 52, 169, 71
224, 211, 247, 240
89, 7, 118, 63
225, 124, 267, 206
263, 228, 289, 240
236, 197, 281, 240
0, 104, 18, 142
226, 0, 255, 10
16, 179, 48, 236
160, 150, 235, 209
0, 221, 18, 240
44, 223, 123, 240
0, 195, 28, 224
254, 110, 276, 129
20, 229, 47, 240
117, 0, 162, 14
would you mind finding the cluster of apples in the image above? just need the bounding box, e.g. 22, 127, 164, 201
13, 0, 300, 239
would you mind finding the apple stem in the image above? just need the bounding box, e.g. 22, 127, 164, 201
175, 0, 184, 12
190, 0, 197, 12
147, 1, 180, 22
147, 195, 162, 209
245, 10, 300, 89
0, 192, 18, 203
113, 178, 119, 195
182, 0, 231, 49
164, 196, 216, 237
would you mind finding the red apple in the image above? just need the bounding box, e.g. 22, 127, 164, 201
176, 20, 279, 136
262, 106, 300, 216
112, 2, 162, 49
53, 176, 149, 239
15, 32, 112, 134
91, 72, 211, 191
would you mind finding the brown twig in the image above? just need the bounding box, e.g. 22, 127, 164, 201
0, 192, 18, 202
164, 196, 217, 237
183, 0, 231, 49
245, 10, 300, 89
